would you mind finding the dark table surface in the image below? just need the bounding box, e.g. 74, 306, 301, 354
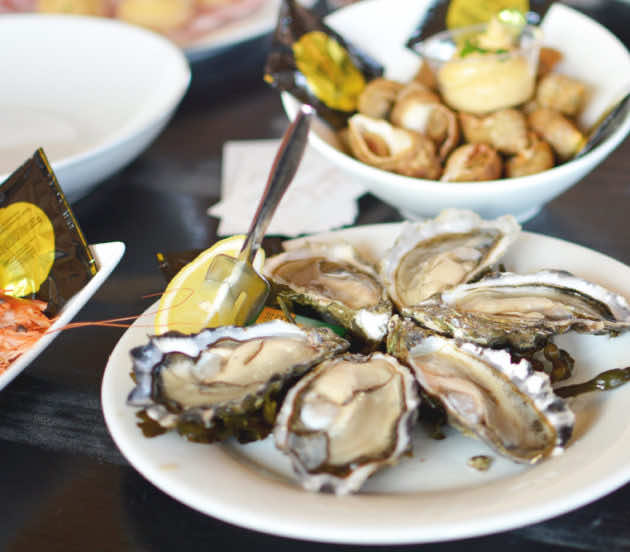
2, 1, 630, 550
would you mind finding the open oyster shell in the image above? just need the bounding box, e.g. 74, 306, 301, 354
274, 352, 420, 495
379, 209, 520, 309
264, 241, 393, 346
127, 320, 349, 443
404, 270, 630, 352
387, 316, 574, 463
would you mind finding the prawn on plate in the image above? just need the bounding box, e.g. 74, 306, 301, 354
0, 292, 52, 374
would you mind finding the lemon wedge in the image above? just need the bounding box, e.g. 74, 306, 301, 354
154, 235, 266, 335
446, 0, 529, 29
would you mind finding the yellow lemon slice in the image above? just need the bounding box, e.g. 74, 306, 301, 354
446, 0, 529, 29
154, 235, 266, 335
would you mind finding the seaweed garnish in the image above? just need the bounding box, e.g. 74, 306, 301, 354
555, 367, 630, 398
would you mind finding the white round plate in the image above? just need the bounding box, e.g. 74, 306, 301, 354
101, 225, 630, 544
0, 241, 125, 391
0, 15, 190, 202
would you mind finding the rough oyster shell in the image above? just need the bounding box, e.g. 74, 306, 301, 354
264, 241, 393, 346
127, 320, 349, 443
404, 270, 630, 352
379, 209, 521, 309
274, 352, 420, 494
387, 316, 574, 463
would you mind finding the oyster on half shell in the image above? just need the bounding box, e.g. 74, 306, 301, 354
387, 316, 574, 463
274, 352, 420, 495
127, 320, 349, 443
264, 241, 393, 346
405, 270, 630, 352
379, 209, 520, 309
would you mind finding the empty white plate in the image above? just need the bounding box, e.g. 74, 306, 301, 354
0, 15, 191, 202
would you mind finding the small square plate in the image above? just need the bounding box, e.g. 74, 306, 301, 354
0, 241, 126, 391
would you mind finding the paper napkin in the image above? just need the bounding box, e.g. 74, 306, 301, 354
208, 139, 366, 237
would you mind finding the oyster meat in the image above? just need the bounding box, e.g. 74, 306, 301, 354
387, 316, 574, 463
379, 209, 520, 309
405, 270, 630, 352
264, 241, 393, 345
127, 320, 349, 443
274, 352, 419, 494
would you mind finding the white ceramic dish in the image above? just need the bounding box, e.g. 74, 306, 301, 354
0, 15, 190, 203
282, 0, 630, 222
0, 241, 126, 391
102, 225, 630, 544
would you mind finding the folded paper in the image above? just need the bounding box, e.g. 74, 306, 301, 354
208, 139, 365, 237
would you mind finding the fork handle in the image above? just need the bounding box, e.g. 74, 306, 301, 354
239, 104, 314, 264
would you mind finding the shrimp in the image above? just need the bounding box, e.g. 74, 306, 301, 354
0, 292, 52, 374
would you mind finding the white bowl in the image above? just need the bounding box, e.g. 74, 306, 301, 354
282, 0, 630, 222
0, 15, 191, 202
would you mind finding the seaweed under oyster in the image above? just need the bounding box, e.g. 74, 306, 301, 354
274, 352, 420, 495
127, 320, 349, 443
387, 316, 574, 464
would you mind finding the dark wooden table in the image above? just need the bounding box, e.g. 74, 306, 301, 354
2, 2, 630, 550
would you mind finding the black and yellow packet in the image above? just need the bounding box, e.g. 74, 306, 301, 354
264, 0, 384, 129
0, 149, 97, 316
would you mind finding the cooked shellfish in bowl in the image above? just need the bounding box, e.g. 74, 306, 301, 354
279, 0, 630, 222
